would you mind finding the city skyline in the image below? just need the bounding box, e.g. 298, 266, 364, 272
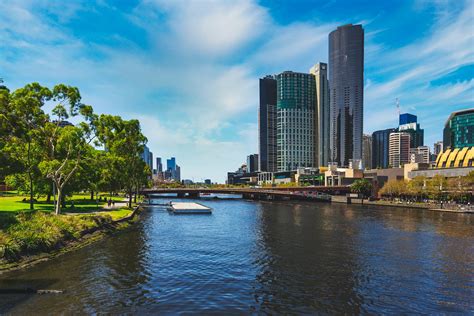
1, 1, 472, 182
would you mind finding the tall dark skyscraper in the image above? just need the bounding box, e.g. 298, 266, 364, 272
329, 24, 364, 167
372, 128, 397, 169
258, 76, 277, 172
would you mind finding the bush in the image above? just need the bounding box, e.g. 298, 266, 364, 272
0, 211, 113, 261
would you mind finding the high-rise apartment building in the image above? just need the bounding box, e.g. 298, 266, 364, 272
398, 113, 424, 148
259, 76, 278, 172
246, 154, 259, 173
443, 108, 474, 149
362, 134, 372, 169
276, 71, 317, 171
409, 146, 430, 163
310, 62, 330, 167
389, 132, 411, 167
372, 128, 397, 169
329, 24, 364, 167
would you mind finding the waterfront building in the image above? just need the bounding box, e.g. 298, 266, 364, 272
408, 146, 474, 179
246, 154, 259, 173
276, 71, 317, 171
372, 128, 397, 169
362, 134, 372, 169
409, 146, 430, 163
259, 76, 278, 172
398, 113, 424, 149
310, 62, 330, 167
324, 162, 363, 186
443, 108, 474, 149
329, 24, 364, 167
389, 132, 411, 167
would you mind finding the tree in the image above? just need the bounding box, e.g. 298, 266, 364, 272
350, 179, 373, 198
95, 115, 149, 208
407, 176, 427, 201
38, 84, 95, 215
1, 83, 51, 209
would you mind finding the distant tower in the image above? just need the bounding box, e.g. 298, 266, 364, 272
258, 76, 278, 172
329, 24, 364, 167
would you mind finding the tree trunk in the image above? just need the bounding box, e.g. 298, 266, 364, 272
29, 176, 34, 210
46, 192, 51, 203
90, 190, 94, 200
55, 187, 62, 215
128, 189, 132, 208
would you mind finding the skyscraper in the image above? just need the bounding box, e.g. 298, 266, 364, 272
443, 108, 474, 149
310, 62, 330, 167
167, 157, 176, 171
362, 134, 372, 169
372, 128, 397, 169
258, 76, 277, 172
389, 132, 411, 167
246, 154, 259, 173
329, 24, 364, 167
156, 157, 163, 173
398, 113, 424, 148
276, 71, 317, 171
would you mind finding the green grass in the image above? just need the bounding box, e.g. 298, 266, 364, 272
0, 193, 126, 213
0, 211, 114, 261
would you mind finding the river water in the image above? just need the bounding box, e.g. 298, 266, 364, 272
1, 198, 473, 314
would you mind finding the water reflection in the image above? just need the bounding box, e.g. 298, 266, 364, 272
0, 200, 472, 313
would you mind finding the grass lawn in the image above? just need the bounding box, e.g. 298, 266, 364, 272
0, 193, 126, 213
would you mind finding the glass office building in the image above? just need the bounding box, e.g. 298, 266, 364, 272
329, 24, 364, 167
443, 109, 474, 149
276, 71, 317, 171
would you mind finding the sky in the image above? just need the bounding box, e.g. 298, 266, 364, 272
1, 0, 473, 183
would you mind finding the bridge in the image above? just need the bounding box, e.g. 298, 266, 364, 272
140, 186, 351, 202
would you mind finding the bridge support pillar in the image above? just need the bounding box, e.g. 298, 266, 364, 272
177, 193, 185, 198
188, 192, 200, 198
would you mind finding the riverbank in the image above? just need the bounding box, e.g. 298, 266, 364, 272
332, 197, 474, 213
0, 206, 141, 275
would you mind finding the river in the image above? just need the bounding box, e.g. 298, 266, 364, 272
1, 198, 473, 314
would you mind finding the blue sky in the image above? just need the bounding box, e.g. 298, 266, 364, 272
1, 0, 473, 182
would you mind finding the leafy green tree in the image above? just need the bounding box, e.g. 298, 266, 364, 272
38, 84, 95, 215
1, 83, 51, 209
95, 115, 149, 207
350, 179, 373, 198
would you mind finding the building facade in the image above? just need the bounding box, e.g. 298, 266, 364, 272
258, 76, 278, 172
246, 154, 259, 173
433, 141, 443, 156
310, 62, 330, 167
443, 109, 474, 149
372, 128, 397, 169
362, 134, 372, 169
398, 113, 424, 149
409, 146, 430, 163
329, 24, 364, 167
389, 132, 411, 167
276, 71, 317, 171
